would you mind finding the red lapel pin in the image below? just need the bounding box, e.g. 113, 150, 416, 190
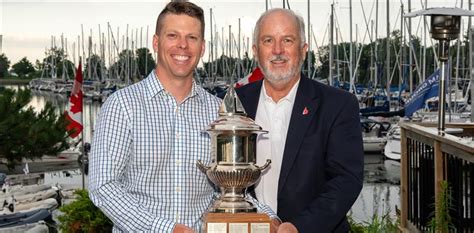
302, 107, 309, 115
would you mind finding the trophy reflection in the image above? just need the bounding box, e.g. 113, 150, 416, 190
197, 87, 271, 233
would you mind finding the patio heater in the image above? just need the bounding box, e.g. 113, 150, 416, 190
405, 8, 474, 134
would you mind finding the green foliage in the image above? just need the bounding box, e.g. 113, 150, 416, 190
348, 213, 399, 233
40, 47, 75, 79
12, 57, 36, 77
84, 54, 106, 81
0, 53, 11, 78
203, 53, 253, 80
58, 189, 113, 233
428, 180, 454, 233
0, 89, 70, 169
136, 48, 156, 78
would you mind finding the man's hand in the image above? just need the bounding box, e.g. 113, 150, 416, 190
271, 218, 281, 233
277, 222, 298, 233
173, 224, 195, 233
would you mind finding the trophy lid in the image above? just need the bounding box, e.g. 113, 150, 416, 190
207, 86, 265, 132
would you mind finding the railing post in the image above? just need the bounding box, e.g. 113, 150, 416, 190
434, 140, 444, 233
400, 126, 408, 230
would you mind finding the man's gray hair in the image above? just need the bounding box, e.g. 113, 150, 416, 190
253, 8, 306, 48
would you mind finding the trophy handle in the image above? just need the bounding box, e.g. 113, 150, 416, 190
255, 159, 271, 171
197, 160, 210, 174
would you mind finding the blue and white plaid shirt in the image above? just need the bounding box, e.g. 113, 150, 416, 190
88, 71, 276, 232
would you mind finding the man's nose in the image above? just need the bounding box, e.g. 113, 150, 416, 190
272, 41, 283, 54
177, 37, 188, 49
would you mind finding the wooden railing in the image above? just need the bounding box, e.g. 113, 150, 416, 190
399, 122, 474, 232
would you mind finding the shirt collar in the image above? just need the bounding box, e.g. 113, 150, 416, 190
261, 79, 300, 104
144, 70, 204, 102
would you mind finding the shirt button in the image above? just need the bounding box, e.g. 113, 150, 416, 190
176, 212, 180, 221
176, 133, 180, 138
176, 187, 181, 192
176, 160, 181, 165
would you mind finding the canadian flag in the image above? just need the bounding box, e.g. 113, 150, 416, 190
65, 61, 83, 138
235, 67, 264, 88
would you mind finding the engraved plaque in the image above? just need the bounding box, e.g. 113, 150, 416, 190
207, 223, 227, 233
229, 223, 248, 233
203, 213, 271, 233
250, 223, 270, 233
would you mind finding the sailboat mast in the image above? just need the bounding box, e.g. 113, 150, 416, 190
386, 0, 391, 103
375, 0, 378, 90
307, 0, 311, 79
329, 3, 334, 86
470, 0, 474, 122
408, 0, 413, 94
349, 0, 354, 92
210, 8, 214, 80
399, 4, 404, 99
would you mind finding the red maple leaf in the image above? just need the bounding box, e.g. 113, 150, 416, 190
70, 90, 83, 114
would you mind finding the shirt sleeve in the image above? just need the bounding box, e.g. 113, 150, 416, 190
87, 93, 176, 232
246, 193, 280, 221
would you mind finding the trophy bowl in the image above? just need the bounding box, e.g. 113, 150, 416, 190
197, 88, 271, 213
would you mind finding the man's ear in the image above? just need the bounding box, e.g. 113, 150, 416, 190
200, 40, 205, 58
152, 34, 159, 53
301, 42, 308, 60
252, 45, 258, 63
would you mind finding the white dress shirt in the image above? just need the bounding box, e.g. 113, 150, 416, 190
254, 79, 300, 213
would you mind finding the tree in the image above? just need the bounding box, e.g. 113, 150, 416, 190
12, 57, 35, 77
40, 47, 75, 80
109, 49, 135, 82
0, 89, 71, 169
84, 54, 106, 81
136, 48, 155, 78
0, 53, 10, 78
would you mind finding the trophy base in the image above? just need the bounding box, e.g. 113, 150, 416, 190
208, 200, 257, 213
203, 212, 271, 233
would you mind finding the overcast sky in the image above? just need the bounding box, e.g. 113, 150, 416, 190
0, 0, 462, 66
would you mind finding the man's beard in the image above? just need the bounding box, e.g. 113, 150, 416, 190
259, 55, 302, 85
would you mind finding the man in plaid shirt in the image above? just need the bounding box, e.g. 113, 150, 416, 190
88, 1, 277, 232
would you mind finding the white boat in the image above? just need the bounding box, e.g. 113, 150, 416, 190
384, 126, 401, 160
361, 118, 392, 153
384, 124, 466, 160
0, 222, 49, 233
1, 198, 58, 215
1, 184, 52, 199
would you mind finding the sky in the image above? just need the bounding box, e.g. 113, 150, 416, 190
0, 0, 463, 67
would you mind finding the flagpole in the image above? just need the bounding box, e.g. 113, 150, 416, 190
78, 56, 86, 190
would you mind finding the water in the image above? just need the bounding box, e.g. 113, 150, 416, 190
3, 84, 101, 144
1, 84, 401, 223
351, 154, 400, 223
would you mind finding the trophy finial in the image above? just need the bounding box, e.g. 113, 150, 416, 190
219, 86, 246, 116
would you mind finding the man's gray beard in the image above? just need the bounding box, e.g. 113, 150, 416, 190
259, 60, 303, 85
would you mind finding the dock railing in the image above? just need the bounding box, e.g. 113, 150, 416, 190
399, 122, 474, 232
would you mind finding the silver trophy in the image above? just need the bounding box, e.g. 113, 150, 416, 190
197, 87, 271, 213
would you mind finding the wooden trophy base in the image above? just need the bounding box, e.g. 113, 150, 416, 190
203, 212, 271, 233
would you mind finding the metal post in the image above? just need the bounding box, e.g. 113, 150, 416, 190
438, 40, 449, 133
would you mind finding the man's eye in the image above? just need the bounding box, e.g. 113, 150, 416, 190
262, 38, 272, 44
283, 38, 294, 45
167, 34, 177, 39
